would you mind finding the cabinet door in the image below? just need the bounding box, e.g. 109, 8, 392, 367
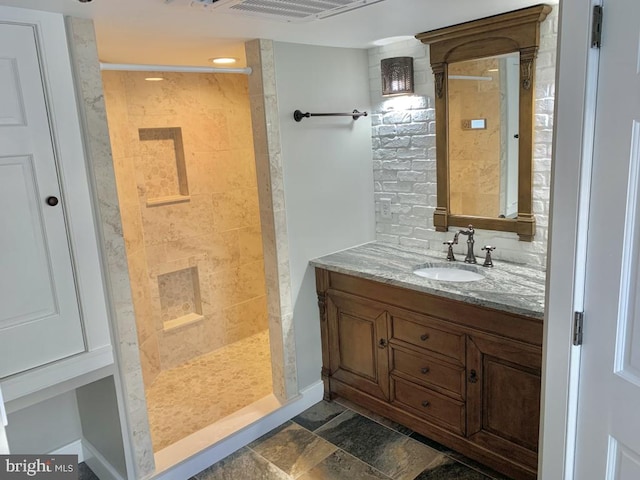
467, 334, 541, 474
327, 292, 390, 400
0, 22, 84, 378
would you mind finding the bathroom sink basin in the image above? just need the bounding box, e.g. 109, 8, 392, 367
413, 265, 485, 282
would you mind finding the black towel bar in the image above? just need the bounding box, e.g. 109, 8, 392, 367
293, 109, 368, 122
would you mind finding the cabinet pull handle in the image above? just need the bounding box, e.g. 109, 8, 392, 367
421, 367, 430, 374
468, 369, 479, 383
378, 338, 388, 349
420, 333, 430, 341
46, 196, 59, 207
421, 400, 430, 408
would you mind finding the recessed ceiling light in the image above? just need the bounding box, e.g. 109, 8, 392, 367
210, 57, 237, 65
144, 77, 165, 82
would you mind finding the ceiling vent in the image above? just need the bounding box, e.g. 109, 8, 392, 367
188, 0, 388, 22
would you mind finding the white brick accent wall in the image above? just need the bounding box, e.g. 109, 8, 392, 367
368, 9, 558, 267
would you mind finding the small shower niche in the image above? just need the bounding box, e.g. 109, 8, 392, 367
148, 255, 214, 369
138, 127, 190, 206
158, 266, 203, 331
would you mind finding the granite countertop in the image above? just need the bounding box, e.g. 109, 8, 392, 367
310, 242, 546, 320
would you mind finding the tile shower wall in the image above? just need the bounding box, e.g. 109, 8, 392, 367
368, 9, 558, 267
102, 71, 269, 388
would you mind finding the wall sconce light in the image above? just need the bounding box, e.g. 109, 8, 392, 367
381, 57, 414, 96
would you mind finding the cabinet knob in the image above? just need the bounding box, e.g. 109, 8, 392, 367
421, 367, 430, 374
420, 333, 430, 341
378, 338, 388, 349
468, 369, 479, 384
46, 196, 59, 206
421, 400, 430, 408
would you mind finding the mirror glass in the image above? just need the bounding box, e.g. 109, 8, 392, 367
447, 52, 520, 219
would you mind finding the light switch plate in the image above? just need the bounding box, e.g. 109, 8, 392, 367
381, 199, 392, 219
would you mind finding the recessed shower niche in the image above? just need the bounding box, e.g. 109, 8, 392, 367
158, 266, 203, 331
138, 127, 189, 206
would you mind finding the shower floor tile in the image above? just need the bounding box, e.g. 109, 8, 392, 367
146, 330, 273, 451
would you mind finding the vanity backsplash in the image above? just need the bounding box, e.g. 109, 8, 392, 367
367, 8, 558, 268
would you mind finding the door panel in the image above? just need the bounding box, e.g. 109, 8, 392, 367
338, 313, 377, 380
0, 22, 84, 378
0, 57, 26, 126
617, 122, 640, 388
327, 291, 390, 400
466, 335, 540, 472
483, 358, 540, 451
0, 156, 57, 327
574, 0, 640, 477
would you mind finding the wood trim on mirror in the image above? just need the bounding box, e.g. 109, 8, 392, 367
416, 4, 551, 242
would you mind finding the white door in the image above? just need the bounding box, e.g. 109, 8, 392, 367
0, 22, 85, 378
574, 1, 640, 478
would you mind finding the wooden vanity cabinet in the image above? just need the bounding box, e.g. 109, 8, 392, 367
316, 268, 543, 480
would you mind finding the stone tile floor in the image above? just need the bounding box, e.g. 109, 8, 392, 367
146, 330, 273, 451
78, 462, 99, 480
190, 398, 515, 480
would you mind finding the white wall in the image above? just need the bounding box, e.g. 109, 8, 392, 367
274, 42, 375, 389
6, 391, 82, 454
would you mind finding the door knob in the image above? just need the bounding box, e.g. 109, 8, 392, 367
46, 196, 59, 206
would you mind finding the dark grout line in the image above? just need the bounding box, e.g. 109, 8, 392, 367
307, 407, 353, 433
243, 445, 293, 479
332, 446, 395, 480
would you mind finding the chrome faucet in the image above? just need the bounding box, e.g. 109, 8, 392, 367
454, 224, 477, 264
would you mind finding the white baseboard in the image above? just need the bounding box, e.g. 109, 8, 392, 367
82, 439, 126, 480
50, 439, 84, 462
152, 380, 324, 480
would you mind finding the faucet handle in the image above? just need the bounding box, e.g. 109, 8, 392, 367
443, 240, 456, 261
481, 246, 496, 267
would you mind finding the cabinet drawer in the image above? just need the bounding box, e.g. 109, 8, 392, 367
391, 347, 465, 398
392, 378, 465, 435
391, 315, 464, 362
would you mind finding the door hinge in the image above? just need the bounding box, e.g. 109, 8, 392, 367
591, 5, 603, 48
573, 311, 584, 346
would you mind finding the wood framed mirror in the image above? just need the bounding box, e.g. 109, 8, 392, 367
416, 4, 551, 241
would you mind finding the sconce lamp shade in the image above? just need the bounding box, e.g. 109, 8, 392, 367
381, 57, 414, 96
